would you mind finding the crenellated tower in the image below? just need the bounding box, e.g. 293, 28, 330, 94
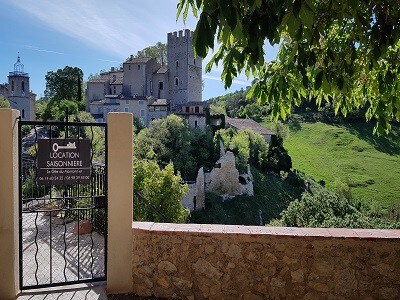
167, 29, 202, 105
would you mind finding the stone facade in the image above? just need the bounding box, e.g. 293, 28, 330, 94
86, 29, 203, 126
132, 223, 400, 300
181, 168, 206, 211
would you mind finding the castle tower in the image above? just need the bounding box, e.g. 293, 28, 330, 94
8, 55, 35, 120
167, 29, 202, 105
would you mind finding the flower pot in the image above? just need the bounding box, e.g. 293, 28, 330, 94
73, 220, 92, 235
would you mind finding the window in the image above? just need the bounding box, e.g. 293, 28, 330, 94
126, 100, 129, 105
149, 106, 155, 112
140, 109, 145, 117
160, 106, 166, 111
155, 106, 161, 111
22, 81, 25, 92
195, 106, 199, 113
175, 77, 179, 86
195, 120, 198, 127
176, 60, 179, 68
110, 99, 116, 104
138, 65, 140, 70
159, 82, 164, 90
98, 107, 102, 114
128, 65, 131, 70
22, 109, 25, 118
185, 106, 189, 113
113, 86, 116, 94
11, 80, 14, 92
124, 107, 129, 112
194, 59, 196, 64
139, 100, 145, 106
150, 80, 153, 93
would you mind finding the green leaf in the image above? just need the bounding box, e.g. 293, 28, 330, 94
299, 1, 314, 29
293, 0, 301, 18
315, 70, 323, 90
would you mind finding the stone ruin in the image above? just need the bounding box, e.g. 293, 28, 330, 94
181, 141, 254, 211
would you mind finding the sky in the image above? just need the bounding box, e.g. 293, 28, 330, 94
0, 0, 278, 100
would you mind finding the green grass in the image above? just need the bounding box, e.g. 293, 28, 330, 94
262, 117, 400, 211
189, 168, 304, 225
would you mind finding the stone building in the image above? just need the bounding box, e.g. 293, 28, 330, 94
0, 56, 36, 120
86, 29, 204, 126
226, 117, 275, 143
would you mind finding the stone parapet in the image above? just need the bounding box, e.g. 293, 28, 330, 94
132, 222, 400, 299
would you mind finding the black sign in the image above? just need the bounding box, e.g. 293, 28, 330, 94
37, 139, 91, 185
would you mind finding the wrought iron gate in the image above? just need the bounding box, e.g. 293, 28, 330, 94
18, 120, 107, 290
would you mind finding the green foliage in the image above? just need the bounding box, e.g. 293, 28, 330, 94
130, 42, 167, 65
216, 128, 289, 173
178, 0, 400, 133
35, 97, 48, 120
22, 170, 49, 199
134, 115, 217, 179
133, 160, 189, 223
21, 125, 31, 136
42, 99, 78, 121
133, 116, 146, 134
236, 102, 268, 122
0, 95, 11, 108
277, 190, 399, 229
42, 66, 85, 120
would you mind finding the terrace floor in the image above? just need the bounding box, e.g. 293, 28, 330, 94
17, 282, 164, 300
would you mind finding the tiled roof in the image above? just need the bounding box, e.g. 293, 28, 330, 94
226, 117, 275, 135
88, 78, 109, 83
110, 77, 123, 85
125, 57, 153, 64
148, 98, 168, 106
100, 69, 123, 75
175, 101, 210, 108
154, 66, 168, 74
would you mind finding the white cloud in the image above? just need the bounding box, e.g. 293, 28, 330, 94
203, 74, 251, 87
24, 45, 65, 55
9, 0, 197, 59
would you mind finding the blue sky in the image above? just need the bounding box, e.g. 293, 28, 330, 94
0, 0, 278, 100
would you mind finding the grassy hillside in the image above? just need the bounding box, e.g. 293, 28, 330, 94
189, 168, 304, 225
262, 117, 400, 211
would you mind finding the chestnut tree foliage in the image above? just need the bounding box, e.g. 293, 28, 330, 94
177, 0, 400, 134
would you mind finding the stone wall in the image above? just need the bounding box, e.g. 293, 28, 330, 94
132, 223, 400, 300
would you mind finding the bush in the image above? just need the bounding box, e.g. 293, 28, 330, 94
133, 160, 189, 223
277, 190, 400, 229
266, 135, 292, 173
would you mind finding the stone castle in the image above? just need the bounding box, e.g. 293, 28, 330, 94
86, 29, 208, 127
0, 56, 36, 120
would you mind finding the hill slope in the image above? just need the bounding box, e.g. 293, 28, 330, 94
263, 118, 400, 211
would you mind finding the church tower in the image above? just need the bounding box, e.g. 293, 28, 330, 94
167, 29, 202, 106
8, 55, 35, 120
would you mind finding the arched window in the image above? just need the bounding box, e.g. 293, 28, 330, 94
176, 60, 179, 68
22, 81, 25, 92
11, 80, 14, 92
175, 77, 179, 86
